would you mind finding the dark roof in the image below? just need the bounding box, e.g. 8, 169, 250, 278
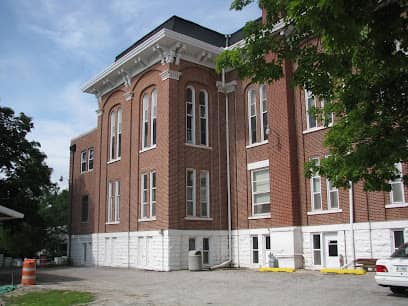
115, 16, 226, 61
115, 15, 261, 62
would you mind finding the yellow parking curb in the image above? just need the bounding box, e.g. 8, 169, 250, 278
320, 268, 366, 275
259, 267, 296, 273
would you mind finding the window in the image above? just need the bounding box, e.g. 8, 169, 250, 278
327, 179, 339, 209
88, 148, 94, 171
251, 168, 270, 216
312, 234, 322, 265
248, 88, 257, 144
328, 240, 338, 257
199, 90, 208, 146
109, 111, 116, 160
393, 230, 405, 251
107, 182, 113, 223
142, 94, 149, 149
151, 89, 157, 146
150, 171, 156, 217
305, 91, 317, 129
265, 235, 271, 250
310, 158, 322, 210
320, 99, 333, 127
81, 195, 89, 223
186, 87, 195, 144
116, 108, 122, 158
114, 181, 120, 222
390, 163, 405, 204
200, 171, 209, 217
141, 173, 148, 218
203, 238, 209, 265
251, 236, 259, 264
81, 151, 87, 173
83, 243, 87, 263
188, 238, 196, 251
260, 85, 268, 141
186, 169, 196, 216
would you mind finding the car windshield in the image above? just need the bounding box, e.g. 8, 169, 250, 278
391, 242, 408, 258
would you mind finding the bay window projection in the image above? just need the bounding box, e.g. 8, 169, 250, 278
141, 173, 148, 218
80, 151, 87, 173
150, 171, 156, 217
248, 88, 257, 144
251, 168, 271, 216
142, 94, 149, 149
186, 169, 196, 216
305, 91, 317, 129
88, 148, 94, 171
116, 108, 122, 158
200, 171, 209, 217
199, 90, 208, 146
327, 179, 339, 209
310, 158, 322, 210
109, 111, 116, 160
390, 163, 405, 204
186, 87, 195, 144
151, 89, 157, 146
260, 85, 268, 141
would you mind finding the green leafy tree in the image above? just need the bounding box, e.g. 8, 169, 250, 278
0, 106, 54, 257
217, 0, 407, 191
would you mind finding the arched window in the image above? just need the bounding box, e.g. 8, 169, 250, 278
151, 89, 157, 146
116, 108, 122, 158
142, 94, 149, 149
199, 90, 208, 146
247, 88, 257, 144
109, 111, 116, 160
186, 87, 195, 144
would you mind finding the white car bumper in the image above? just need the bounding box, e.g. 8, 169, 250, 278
375, 274, 408, 288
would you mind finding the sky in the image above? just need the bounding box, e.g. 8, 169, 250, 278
0, 0, 261, 189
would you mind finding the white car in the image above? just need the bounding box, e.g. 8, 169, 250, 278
375, 242, 408, 294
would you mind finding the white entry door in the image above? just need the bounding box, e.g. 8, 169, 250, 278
138, 236, 153, 269
323, 232, 339, 268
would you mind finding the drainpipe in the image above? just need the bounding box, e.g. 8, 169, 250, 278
349, 182, 356, 266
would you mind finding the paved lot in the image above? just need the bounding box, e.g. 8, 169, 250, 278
2, 267, 408, 305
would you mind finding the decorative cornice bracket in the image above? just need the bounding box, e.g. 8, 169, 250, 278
160, 70, 182, 81
216, 80, 238, 94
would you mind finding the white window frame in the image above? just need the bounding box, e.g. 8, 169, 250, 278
312, 233, 322, 266
107, 182, 113, 223
114, 181, 120, 222
392, 229, 405, 251
188, 238, 196, 251
199, 170, 210, 218
247, 88, 257, 144
116, 108, 122, 158
109, 111, 116, 160
326, 179, 339, 210
251, 167, 271, 217
80, 150, 87, 173
202, 237, 210, 265
151, 89, 157, 147
142, 94, 149, 149
150, 171, 156, 218
390, 163, 405, 204
199, 89, 209, 146
259, 85, 268, 142
186, 86, 195, 144
305, 90, 317, 130
141, 173, 148, 219
310, 157, 322, 211
88, 148, 94, 171
251, 236, 259, 264
186, 168, 196, 217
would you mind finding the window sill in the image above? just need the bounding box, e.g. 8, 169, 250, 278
303, 126, 330, 135
385, 203, 408, 209
248, 213, 271, 220
107, 158, 121, 164
138, 217, 157, 222
105, 221, 120, 225
139, 145, 156, 153
184, 143, 212, 150
246, 140, 268, 149
307, 209, 342, 215
184, 216, 213, 221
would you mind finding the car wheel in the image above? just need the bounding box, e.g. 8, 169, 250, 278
390, 286, 406, 295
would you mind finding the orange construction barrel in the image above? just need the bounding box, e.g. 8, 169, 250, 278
39, 255, 47, 267
21, 259, 36, 286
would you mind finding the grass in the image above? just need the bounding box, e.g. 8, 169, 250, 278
3, 290, 95, 306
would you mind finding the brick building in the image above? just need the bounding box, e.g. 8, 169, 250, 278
69, 15, 408, 270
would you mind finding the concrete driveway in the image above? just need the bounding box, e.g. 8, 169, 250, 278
3, 267, 408, 306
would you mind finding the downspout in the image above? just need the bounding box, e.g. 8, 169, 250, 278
349, 182, 356, 266
68, 144, 76, 262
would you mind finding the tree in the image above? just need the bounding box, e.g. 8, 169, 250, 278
0, 106, 54, 257
217, 0, 408, 191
